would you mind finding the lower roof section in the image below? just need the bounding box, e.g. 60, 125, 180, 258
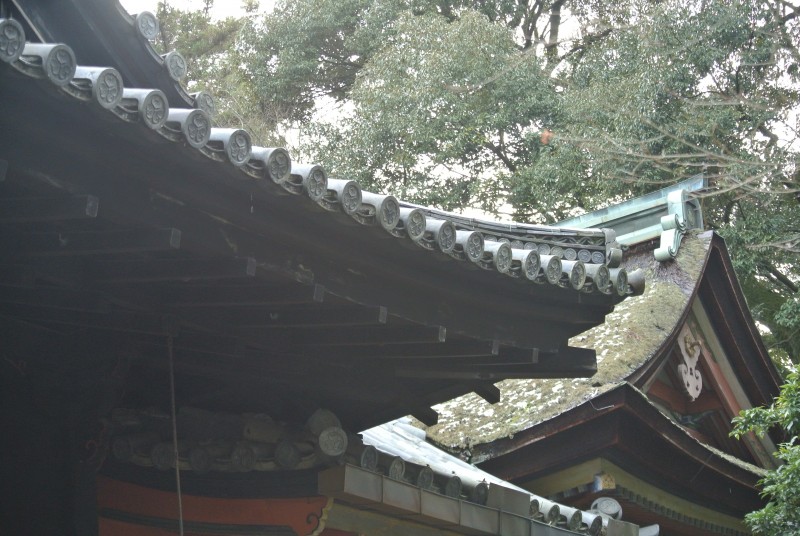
474, 384, 764, 520
319, 464, 615, 536
527, 458, 749, 536
97, 472, 604, 536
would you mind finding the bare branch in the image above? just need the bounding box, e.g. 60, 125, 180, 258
758, 261, 800, 293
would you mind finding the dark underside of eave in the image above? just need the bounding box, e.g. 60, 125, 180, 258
0, 64, 618, 431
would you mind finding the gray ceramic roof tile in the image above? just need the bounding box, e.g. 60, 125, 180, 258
0, 19, 641, 303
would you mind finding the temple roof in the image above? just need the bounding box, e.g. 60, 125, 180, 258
360, 419, 610, 535
420, 209, 784, 533
0, 4, 640, 431
424, 231, 710, 449
474, 383, 764, 536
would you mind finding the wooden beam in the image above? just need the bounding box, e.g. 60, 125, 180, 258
682, 426, 714, 445
394, 346, 596, 380
653, 359, 728, 414
132, 330, 250, 360
646, 378, 687, 415
689, 392, 724, 415
296, 339, 497, 360
0, 303, 175, 335
0, 195, 99, 222
0, 279, 168, 321
165, 283, 325, 307
205, 304, 388, 328
473, 383, 501, 404
392, 367, 592, 381
0, 285, 104, 310
240, 324, 447, 347
327, 343, 537, 364
91, 257, 256, 282
1, 228, 181, 256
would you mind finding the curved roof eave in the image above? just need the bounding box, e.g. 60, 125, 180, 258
424, 232, 711, 448
473, 383, 765, 516
0, 11, 642, 429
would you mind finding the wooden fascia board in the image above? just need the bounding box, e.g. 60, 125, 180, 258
613, 411, 760, 514
699, 238, 782, 404
626, 234, 714, 389
691, 301, 780, 467
621, 386, 764, 488
691, 316, 747, 420
646, 378, 688, 414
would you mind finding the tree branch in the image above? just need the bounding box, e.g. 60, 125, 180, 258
545, 0, 567, 65
759, 261, 800, 293
483, 140, 517, 172
556, 28, 614, 68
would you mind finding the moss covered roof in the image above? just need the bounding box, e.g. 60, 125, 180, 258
422, 232, 712, 449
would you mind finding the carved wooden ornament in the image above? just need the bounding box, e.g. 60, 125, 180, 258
677, 325, 703, 401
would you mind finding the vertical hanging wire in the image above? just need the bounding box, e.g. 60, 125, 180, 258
167, 334, 185, 536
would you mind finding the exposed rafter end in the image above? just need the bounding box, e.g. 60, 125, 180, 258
312, 283, 325, 303
411, 407, 438, 426
473, 384, 501, 404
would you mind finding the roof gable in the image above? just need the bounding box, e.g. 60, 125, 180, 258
424, 231, 710, 449
632, 236, 782, 468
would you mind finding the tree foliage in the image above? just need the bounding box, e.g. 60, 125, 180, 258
150, 0, 800, 526
732, 372, 800, 534
153, 1, 286, 146
257, 0, 800, 362
155, 0, 800, 361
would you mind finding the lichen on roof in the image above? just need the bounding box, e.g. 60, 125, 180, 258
422, 231, 712, 450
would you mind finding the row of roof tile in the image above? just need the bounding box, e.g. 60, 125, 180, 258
0, 14, 642, 299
